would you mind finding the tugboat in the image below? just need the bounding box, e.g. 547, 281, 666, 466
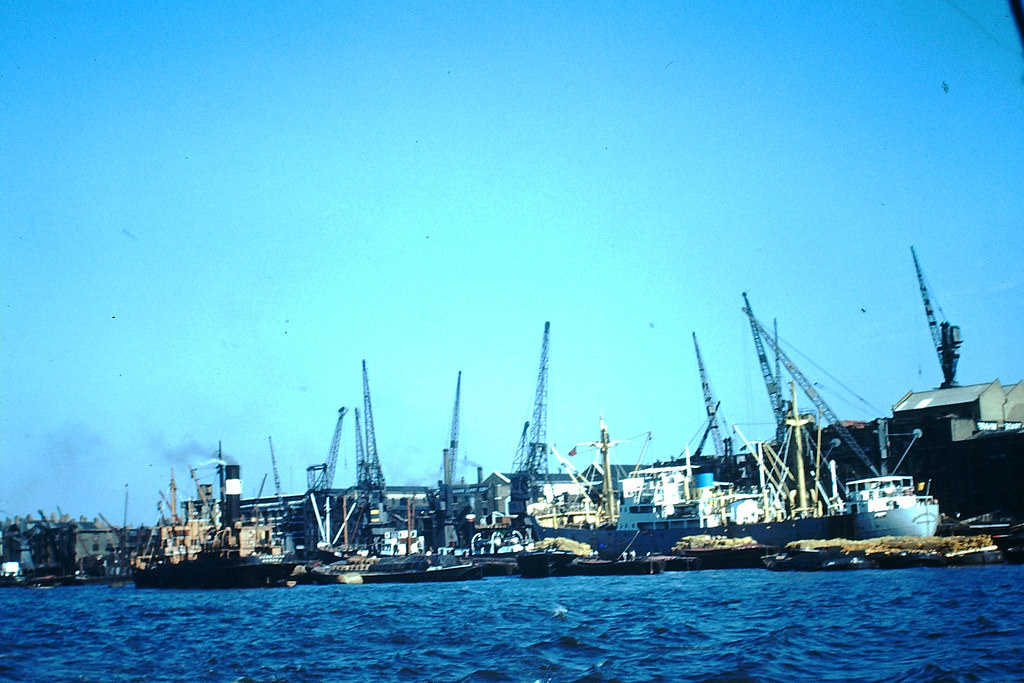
133, 463, 297, 589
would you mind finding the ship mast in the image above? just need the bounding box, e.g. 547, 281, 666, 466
578, 417, 624, 525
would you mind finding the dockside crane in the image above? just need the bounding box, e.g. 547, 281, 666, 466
742, 293, 787, 445
343, 364, 389, 550
509, 322, 550, 525
306, 407, 347, 491
444, 371, 461, 490
692, 332, 731, 459
911, 246, 962, 389
436, 371, 463, 547
359, 360, 387, 494
742, 296, 880, 478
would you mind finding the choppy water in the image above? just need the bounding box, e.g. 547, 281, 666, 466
1, 565, 1022, 682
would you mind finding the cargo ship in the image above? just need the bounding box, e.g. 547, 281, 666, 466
532, 417, 938, 559
533, 462, 938, 559
132, 462, 297, 589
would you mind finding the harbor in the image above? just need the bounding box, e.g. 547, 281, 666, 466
5, 3, 1023, 681
3, 262, 1021, 588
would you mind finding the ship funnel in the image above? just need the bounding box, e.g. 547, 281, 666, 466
223, 464, 242, 526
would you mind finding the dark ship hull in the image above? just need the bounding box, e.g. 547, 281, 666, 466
534, 515, 856, 560
133, 554, 297, 589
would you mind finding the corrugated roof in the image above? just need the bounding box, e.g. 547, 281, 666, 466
893, 382, 994, 412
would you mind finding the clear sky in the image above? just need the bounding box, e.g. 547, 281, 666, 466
3, 2, 1022, 525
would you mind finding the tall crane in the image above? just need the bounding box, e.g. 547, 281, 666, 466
359, 360, 386, 494
692, 332, 729, 458
742, 293, 787, 445
742, 298, 880, 478
347, 370, 389, 549
911, 246, 962, 389
437, 371, 463, 546
444, 371, 461, 488
509, 321, 550, 523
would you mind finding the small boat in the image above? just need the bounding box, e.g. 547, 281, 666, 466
672, 541, 779, 570
469, 556, 521, 576
944, 546, 1003, 566
764, 547, 875, 572
311, 553, 483, 584
359, 563, 483, 583
661, 555, 702, 571
867, 551, 948, 569
568, 556, 665, 576
516, 549, 577, 578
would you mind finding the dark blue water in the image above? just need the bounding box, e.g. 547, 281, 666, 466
1, 566, 1022, 682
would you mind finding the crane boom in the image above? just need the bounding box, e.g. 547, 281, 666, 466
742, 293, 786, 443
911, 247, 943, 351
693, 332, 727, 457
354, 407, 366, 488
446, 371, 461, 486
509, 322, 551, 522
527, 322, 550, 478
360, 360, 386, 493
743, 304, 880, 477
325, 407, 348, 490
911, 246, 962, 388
268, 436, 282, 497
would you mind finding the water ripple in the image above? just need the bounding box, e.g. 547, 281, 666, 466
1, 567, 1023, 681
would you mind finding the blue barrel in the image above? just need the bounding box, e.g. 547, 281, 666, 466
694, 472, 714, 488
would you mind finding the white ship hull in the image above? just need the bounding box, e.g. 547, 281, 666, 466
846, 476, 940, 539
853, 500, 940, 538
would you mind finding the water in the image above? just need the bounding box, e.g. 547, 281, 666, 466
1, 566, 1022, 682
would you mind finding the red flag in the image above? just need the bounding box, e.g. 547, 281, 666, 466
568, 447, 577, 457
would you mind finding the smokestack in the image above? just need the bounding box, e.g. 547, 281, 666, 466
223, 464, 241, 526
477, 466, 483, 484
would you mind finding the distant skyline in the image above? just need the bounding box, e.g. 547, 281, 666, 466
3, 2, 1022, 524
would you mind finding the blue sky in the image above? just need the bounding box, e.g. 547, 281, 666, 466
3, 2, 1022, 525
